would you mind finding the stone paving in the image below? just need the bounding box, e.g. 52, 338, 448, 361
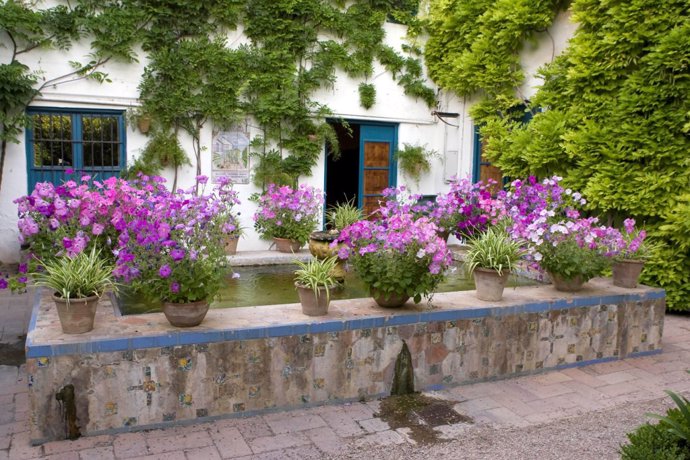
0, 299, 688, 459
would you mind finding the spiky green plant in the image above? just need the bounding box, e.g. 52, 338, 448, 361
33, 247, 117, 303
294, 256, 339, 300
465, 227, 524, 276
327, 200, 363, 230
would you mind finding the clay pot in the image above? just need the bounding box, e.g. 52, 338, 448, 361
370, 289, 409, 308
473, 268, 510, 301
549, 272, 585, 292
137, 116, 151, 134
53, 294, 99, 334
612, 259, 645, 288
295, 283, 334, 316
162, 299, 209, 327
225, 236, 239, 255
273, 237, 301, 253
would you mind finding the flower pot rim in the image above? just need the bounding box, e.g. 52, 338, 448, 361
162, 298, 209, 306
309, 230, 339, 242
614, 258, 645, 264
52, 293, 101, 302
473, 267, 510, 275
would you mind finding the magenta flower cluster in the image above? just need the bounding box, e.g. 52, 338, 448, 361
10, 173, 239, 301
376, 179, 502, 238
335, 208, 452, 302
113, 175, 235, 302
253, 183, 323, 244
498, 176, 646, 271
430, 178, 502, 237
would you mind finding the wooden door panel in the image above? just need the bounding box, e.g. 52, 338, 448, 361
364, 142, 390, 167
363, 169, 389, 194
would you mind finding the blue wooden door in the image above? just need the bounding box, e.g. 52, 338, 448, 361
359, 124, 397, 216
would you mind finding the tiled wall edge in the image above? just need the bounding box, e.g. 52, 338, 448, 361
27, 289, 665, 358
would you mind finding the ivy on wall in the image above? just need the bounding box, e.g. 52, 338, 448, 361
425, 0, 690, 310
1, 0, 437, 191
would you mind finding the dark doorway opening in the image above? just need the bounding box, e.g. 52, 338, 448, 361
326, 122, 360, 213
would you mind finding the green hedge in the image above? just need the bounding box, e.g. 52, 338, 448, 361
621, 409, 690, 460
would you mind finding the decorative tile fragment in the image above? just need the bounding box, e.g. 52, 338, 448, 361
314, 344, 326, 357
37, 357, 50, 368
233, 403, 245, 412
248, 386, 260, 398
179, 393, 193, 406
123, 417, 137, 427
178, 358, 192, 371
196, 408, 208, 418
163, 413, 176, 422
105, 402, 118, 416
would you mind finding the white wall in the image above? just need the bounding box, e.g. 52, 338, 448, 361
0, 13, 577, 262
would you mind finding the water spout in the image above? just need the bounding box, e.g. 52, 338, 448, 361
391, 341, 415, 396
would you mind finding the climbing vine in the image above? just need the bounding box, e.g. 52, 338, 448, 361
424, 0, 567, 132
426, 0, 690, 310
1, 0, 436, 190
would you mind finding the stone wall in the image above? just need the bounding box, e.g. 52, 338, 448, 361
25, 281, 665, 443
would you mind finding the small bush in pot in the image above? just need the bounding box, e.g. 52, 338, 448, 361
34, 247, 117, 334
327, 200, 363, 231
294, 256, 339, 316
465, 227, 523, 301
605, 218, 651, 288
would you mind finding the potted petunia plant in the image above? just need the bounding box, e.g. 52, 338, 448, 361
336, 211, 452, 308
253, 183, 323, 253
114, 176, 231, 327
607, 218, 650, 288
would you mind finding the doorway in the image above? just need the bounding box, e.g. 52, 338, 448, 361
325, 121, 398, 218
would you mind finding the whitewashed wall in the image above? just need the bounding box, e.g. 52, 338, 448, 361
0, 12, 576, 262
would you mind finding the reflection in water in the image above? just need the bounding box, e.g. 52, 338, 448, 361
119, 263, 535, 315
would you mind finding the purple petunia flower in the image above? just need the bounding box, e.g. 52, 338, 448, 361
170, 282, 180, 293
159, 264, 172, 278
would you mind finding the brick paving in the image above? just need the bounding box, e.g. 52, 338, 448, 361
1, 285, 689, 459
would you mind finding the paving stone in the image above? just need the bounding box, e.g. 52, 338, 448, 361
597, 370, 637, 385
316, 408, 365, 437
482, 407, 529, 427
112, 432, 149, 458
531, 372, 572, 385
43, 435, 113, 455
354, 429, 405, 447
8, 430, 43, 460
597, 382, 642, 398
183, 445, 221, 460
248, 433, 310, 454
454, 397, 501, 414
128, 452, 187, 460
303, 426, 342, 455
263, 413, 326, 434
146, 431, 214, 455
78, 445, 115, 460
559, 367, 608, 388
44, 452, 80, 460
358, 417, 390, 433
340, 403, 377, 421
209, 425, 251, 459
231, 418, 273, 440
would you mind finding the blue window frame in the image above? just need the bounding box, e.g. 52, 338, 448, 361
25, 108, 126, 192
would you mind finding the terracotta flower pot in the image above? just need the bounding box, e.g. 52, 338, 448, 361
162, 299, 209, 327
549, 272, 585, 292
295, 283, 334, 316
370, 288, 409, 308
473, 268, 510, 301
225, 236, 239, 255
273, 237, 301, 253
612, 259, 645, 288
53, 294, 100, 334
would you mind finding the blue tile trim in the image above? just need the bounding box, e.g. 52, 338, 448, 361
26, 288, 666, 358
